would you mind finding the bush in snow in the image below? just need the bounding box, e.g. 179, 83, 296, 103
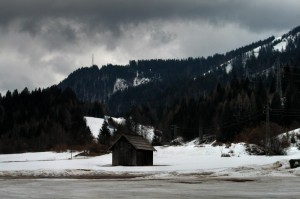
236, 124, 266, 147
152, 135, 162, 146
82, 141, 108, 156
291, 135, 296, 144
269, 137, 289, 155
221, 153, 231, 157
52, 144, 68, 153
245, 144, 265, 155
236, 122, 290, 155
170, 137, 184, 146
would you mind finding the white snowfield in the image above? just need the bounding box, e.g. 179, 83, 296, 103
84, 116, 105, 138
0, 140, 300, 179
84, 116, 155, 142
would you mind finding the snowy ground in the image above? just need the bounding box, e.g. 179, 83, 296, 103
1, 123, 300, 179
0, 140, 300, 179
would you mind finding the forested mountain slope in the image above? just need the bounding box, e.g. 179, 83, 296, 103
0, 87, 105, 153
57, 26, 300, 143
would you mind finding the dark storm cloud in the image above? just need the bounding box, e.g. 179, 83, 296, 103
1, 0, 299, 54
1, 0, 299, 34
0, 0, 299, 93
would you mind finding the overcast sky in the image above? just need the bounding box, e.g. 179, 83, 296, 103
0, 0, 299, 94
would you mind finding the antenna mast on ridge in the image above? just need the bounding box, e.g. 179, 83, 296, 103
92, 54, 94, 66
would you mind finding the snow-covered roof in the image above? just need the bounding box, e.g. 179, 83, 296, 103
109, 134, 156, 151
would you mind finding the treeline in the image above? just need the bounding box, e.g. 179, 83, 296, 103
58, 33, 278, 112
126, 28, 300, 144
0, 86, 106, 154
129, 65, 300, 143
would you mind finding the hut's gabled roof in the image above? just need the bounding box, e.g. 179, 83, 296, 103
108, 134, 156, 151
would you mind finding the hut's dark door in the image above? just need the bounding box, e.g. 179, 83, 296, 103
118, 138, 135, 165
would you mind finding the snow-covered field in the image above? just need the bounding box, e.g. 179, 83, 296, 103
1, 140, 300, 179
1, 121, 300, 179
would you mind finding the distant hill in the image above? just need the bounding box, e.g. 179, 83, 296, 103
59, 26, 300, 113
57, 25, 300, 143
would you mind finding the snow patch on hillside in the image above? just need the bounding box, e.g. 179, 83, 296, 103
279, 128, 300, 138
85, 116, 124, 138
253, 46, 261, 57
106, 116, 125, 125
133, 71, 151, 87
84, 117, 104, 138
225, 62, 232, 74
85, 116, 154, 142
273, 38, 288, 52
113, 78, 128, 93
133, 77, 151, 87
278, 128, 300, 147
136, 124, 155, 143
203, 69, 212, 76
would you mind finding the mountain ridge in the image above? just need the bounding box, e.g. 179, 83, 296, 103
58, 25, 300, 116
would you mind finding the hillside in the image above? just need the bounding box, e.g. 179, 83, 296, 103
58, 26, 300, 114
58, 25, 300, 144
58, 36, 281, 113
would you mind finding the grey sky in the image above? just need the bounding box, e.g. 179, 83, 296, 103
0, 0, 299, 93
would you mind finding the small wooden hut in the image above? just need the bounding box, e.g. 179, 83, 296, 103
108, 134, 156, 166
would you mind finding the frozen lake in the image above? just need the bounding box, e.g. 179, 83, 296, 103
0, 177, 299, 199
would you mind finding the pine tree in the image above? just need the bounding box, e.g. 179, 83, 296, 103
291, 135, 296, 144
97, 121, 111, 146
